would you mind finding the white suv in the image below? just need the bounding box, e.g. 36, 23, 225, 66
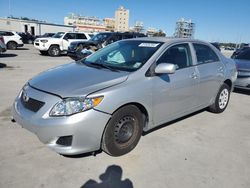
0, 31, 24, 50
34, 32, 91, 56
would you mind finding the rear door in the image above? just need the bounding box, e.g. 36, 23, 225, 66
192, 43, 224, 106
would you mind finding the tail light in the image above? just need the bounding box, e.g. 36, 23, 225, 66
0, 36, 4, 44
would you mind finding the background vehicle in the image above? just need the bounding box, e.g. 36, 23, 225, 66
12, 38, 236, 157
0, 31, 24, 50
67, 32, 146, 60
18, 32, 35, 44
231, 46, 250, 58
35, 33, 55, 39
0, 36, 7, 53
233, 48, 250, 90
34, 32, 91, 56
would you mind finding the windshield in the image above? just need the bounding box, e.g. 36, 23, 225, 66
91, 33, 112, 42
83, 40, 163, 72
52, 32, 65, 38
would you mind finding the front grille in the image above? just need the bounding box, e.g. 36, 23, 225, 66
21, 92, 45, 112
56, 136, 73, 146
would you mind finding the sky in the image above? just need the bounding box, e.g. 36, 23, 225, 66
0, 0, 250, 43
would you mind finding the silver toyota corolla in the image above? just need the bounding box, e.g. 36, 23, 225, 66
12, 38, 237, 156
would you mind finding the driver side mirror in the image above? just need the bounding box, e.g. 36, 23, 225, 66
155, 63, 176, 74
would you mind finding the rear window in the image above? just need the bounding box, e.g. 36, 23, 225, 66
235, 49, 250, 60
0, 31, 14, 36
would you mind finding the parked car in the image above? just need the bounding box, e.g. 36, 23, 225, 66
0, 31, 24, 49
18, 32, 35, 44
67, 32, 146, 60
233, 48, 250, 90
35, 33, 55, 39
34, 32, 91, 56
0, 36, 7, 53
231, 46, 250, 58
12, 38, 237, 156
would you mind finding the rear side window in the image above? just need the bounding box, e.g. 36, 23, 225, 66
157, 43, 192, 69
193, 43, 219, 64
76, 33, 87, 39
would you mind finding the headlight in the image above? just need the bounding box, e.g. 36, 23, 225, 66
50, 96, 103, 117
40, 39, 48, 43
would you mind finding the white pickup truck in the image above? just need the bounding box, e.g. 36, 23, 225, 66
34, 32, 91, 56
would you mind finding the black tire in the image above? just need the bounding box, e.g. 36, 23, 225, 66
208, 83, 230, 113
102, 105, 143, 156
40, 50, 48, 55
7, 41, 17, 50
48, 45, 60, 57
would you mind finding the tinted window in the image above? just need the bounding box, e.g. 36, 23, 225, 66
193, 43, 219, 64
235, 49, 250, 60
123, 34, 133, 39
64, 33, 76, 40
76, 33, 87, 39
0, 31, 14, 36
157, 43, 192, 69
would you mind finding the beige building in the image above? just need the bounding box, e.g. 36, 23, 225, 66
115, 6, 129, 32
103, 18, 115, 31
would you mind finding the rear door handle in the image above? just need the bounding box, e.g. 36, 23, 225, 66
190, 72, 198, 79
218, 67, 224, 72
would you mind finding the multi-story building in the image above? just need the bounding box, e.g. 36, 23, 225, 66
174, 18, 195, 38
103, 18, 115, 31
115, 6, 129, 32
64, 13, 107, 33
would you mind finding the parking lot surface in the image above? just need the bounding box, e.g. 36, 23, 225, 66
0, 45, 250, 188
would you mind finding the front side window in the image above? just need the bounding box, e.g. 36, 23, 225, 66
64, 33, 76, 40
157, 43, 192, 69
83, 40, 163, 72
193, 43, 219, 64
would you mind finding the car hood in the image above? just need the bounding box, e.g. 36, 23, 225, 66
29, 62, 129, 98
234, 59, 250, 71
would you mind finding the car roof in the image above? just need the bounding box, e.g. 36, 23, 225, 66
126, 37, 208, 44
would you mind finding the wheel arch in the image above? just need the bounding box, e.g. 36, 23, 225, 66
99, 102, 149, 149
224, 79, 232, 91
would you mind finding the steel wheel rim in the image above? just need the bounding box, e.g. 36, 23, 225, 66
219, 88, 229, 109
114, 116, 135, 144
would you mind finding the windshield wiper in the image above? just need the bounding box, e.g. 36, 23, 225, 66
89, 62, 120, 72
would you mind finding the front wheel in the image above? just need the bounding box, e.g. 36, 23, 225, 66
48, 45, 60, 56
208, 83, 230, 113
7, 41, 17, 50
102, 105, 143, 156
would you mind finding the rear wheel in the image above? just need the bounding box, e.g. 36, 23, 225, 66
7, 41, 17, 50
209, 83, 230, 113
102, 105, 143, 156
48, 45, 60, 56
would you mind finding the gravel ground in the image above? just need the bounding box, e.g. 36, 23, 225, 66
0, 45, 249, 188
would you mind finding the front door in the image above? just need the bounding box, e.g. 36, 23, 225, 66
152, 43, 199, 125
